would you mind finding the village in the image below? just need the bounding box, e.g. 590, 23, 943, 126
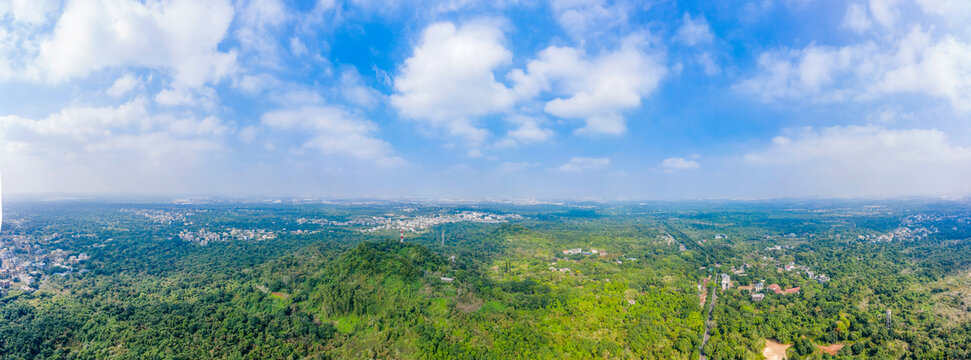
361, 211, 523, 233
178, 227, 279, 245
0, 234, 89, 294
124, 208, 208, 225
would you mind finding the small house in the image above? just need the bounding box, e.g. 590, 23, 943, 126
720, 274, 731, 290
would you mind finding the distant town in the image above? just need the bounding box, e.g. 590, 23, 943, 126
0, 234, 89, 294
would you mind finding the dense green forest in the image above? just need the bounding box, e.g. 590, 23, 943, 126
0, 200, 969, 359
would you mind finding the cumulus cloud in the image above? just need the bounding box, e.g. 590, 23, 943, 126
392, 21, 667, 144
511, 36, 667, 135
0, 0, 59, 25
557, 156, 610, 172
391, 21, 515, 143
496, 115, 553, 147
106, 73, 139, 97
744, 125, 971, 196
0, 99, 230, 193
261, 106, 402, 166
36, 0, 237, 87
737, 27, 971, 111
660, 157, 700, 171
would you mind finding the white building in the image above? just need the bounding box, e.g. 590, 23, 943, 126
562, 248, 582, 255
721, 274, 731, 290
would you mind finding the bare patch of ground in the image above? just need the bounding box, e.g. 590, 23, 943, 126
763, 339, 791, 360
817, 343, 844, 355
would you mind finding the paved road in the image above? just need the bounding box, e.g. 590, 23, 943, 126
699, 285, 717, 360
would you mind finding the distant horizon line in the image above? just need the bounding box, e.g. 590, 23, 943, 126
2, 192, 969, 204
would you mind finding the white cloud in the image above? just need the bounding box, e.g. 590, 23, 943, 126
675, 13, 714, 46
338, 68, 383, 109
496, 115, 553, 147
917, 0, 971, 30
391, 21, 515, 143
511, 35, 667, 135
842, 3, 872, 33
697, 52, 720, 75
0, 0, 59, 25
0, 99, 228, 144
235, 73, 281, 94
660, 157, 700, 171
550, 0, 628, 41
0, 99, 231, 193
868, 0, 901, 29
290, 36, 308, 56
106, 73, 139, 97
744, 125, 971, 197
238, 125, 258, 143
155, 86, 218, 108
261, 106, 401, 166
36, 0, 237, 88
876, 28, 971, 110
736, 43, 875, 102
557, 156, 610, 172
393, 21, 666, 142
737, 27, 971, 111
235, 0, 289, 65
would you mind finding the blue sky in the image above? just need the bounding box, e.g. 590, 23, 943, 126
1, 0, 970, 199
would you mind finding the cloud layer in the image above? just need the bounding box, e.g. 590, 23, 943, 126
0, 0, 969, 199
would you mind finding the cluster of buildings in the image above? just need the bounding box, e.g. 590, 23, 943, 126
297, 211, 523, 232
124, 208, 206, 225
0, 237, 89, 294
362, 211, 523, 233
864, 225, 933, 243
779, 262, 831, 284
660, 233, 676, 245
561, 248, 605, 256
741, 280, 800, 302
296, 217, 381, 227
178, 228, 278, 245
767, 284, 801, 295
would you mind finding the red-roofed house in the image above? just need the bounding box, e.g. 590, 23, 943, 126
785, 287, 800, 294
768, 284, 782, 294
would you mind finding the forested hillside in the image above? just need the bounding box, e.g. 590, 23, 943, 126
0, 201, 969, 359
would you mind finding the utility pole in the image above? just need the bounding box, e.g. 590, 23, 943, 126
399, 228, 404, 243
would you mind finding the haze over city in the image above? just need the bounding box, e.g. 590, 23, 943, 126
1, 0, 970, 199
